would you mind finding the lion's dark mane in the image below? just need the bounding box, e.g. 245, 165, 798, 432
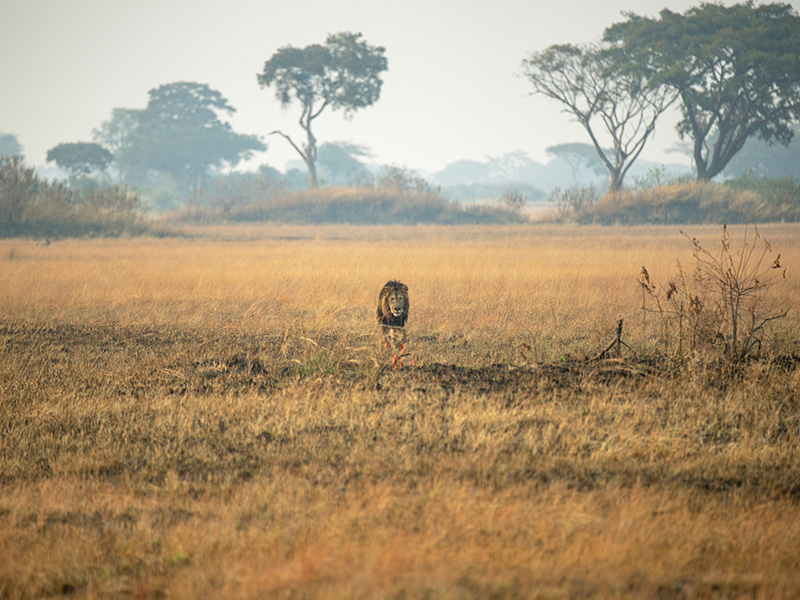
376, 280, 409, 327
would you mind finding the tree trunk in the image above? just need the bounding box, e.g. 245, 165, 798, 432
305, 158, 318, 188
607, 170, 624, 194
303, 116, 318, 188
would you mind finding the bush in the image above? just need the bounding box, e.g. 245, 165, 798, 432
178, 184, 528, 225
182, 173, 288, 223
547, 184, 602, 219
570, 178, 800, 225
0, 155, 147, 237
639, 225, 788, 362
722, 174, 800, 219
0, 155, 39, 224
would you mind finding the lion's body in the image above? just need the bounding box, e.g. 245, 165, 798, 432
376, 280, 409, 349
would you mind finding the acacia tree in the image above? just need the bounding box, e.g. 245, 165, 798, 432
522, 43, 676, 193
547, 142, 610, 183
257, 32, 388, 187
317, 141, 372, 185
605, 2, 800, 182
46, 142, 113, 183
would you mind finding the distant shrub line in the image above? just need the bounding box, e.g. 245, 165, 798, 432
181, 181, 527, 225
550, 175, 800, 225
4, 154, 800, 236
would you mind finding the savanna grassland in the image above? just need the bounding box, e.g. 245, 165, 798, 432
1, 224, 799, 599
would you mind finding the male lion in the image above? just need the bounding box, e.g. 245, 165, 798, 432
376, 280, 409, 350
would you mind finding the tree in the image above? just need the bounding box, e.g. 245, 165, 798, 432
605, 2, 800, 182
92, 109, 142, 182
722, 126, 800, 178
522, 43, 676, 192
546, 142, 610, 183
92, 108, 141, 157
317, 141, 372, 185
257, 32, 388, 188
46, 142, 113, 182
0, 133, 23, 158
117, 82, 265, 192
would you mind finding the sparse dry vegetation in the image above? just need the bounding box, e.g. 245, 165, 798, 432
1, 224, 799, 599
564, 178, 800, 225
0, 156, 147, 238
181, 183, 527, 225
639, 224, 790, 362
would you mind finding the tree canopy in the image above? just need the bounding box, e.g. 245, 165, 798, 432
604, 1, 800, 181
546, 142, 610, 183
0, 133, 23, 158
721, 125, 800, 178
522, 43, 676, 192
257, 32, 388, 187
92, 108, 141, 157
46, 142, 113, 181
115, 82, 265, 193
317, 142, 372, 185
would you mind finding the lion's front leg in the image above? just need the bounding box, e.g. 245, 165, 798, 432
380, 324, 406, 352
389, 326, 406, 351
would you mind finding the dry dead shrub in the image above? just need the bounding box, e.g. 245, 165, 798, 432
639, 224, 788, 362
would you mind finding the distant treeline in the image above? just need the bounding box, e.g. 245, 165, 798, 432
5, 154, 800, 237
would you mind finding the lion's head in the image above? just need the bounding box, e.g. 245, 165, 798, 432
377, 280, 409, 327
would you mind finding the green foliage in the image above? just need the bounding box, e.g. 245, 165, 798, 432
521, 43, 676, 192
257, 32, 388, 188
46, 142, 113, 181
92, 108, 141, 157
605, 2, 800, 182
0, 155, 146, 237
258, 32, 387, 115
722, 126, 800, 178
116, 82, 265, 193
546, 142, 609, 181
0, 133, 23, 158
316, 142, 372, 185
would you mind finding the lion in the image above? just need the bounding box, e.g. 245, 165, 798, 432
376, 280, 409, 350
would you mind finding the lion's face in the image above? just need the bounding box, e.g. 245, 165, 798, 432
386, 289, 405, 318
377, 281, 409, 326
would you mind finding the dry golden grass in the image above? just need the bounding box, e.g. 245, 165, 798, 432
1, 223, 799, 599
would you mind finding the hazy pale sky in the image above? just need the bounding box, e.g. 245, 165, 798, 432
4, 0, 796, 175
